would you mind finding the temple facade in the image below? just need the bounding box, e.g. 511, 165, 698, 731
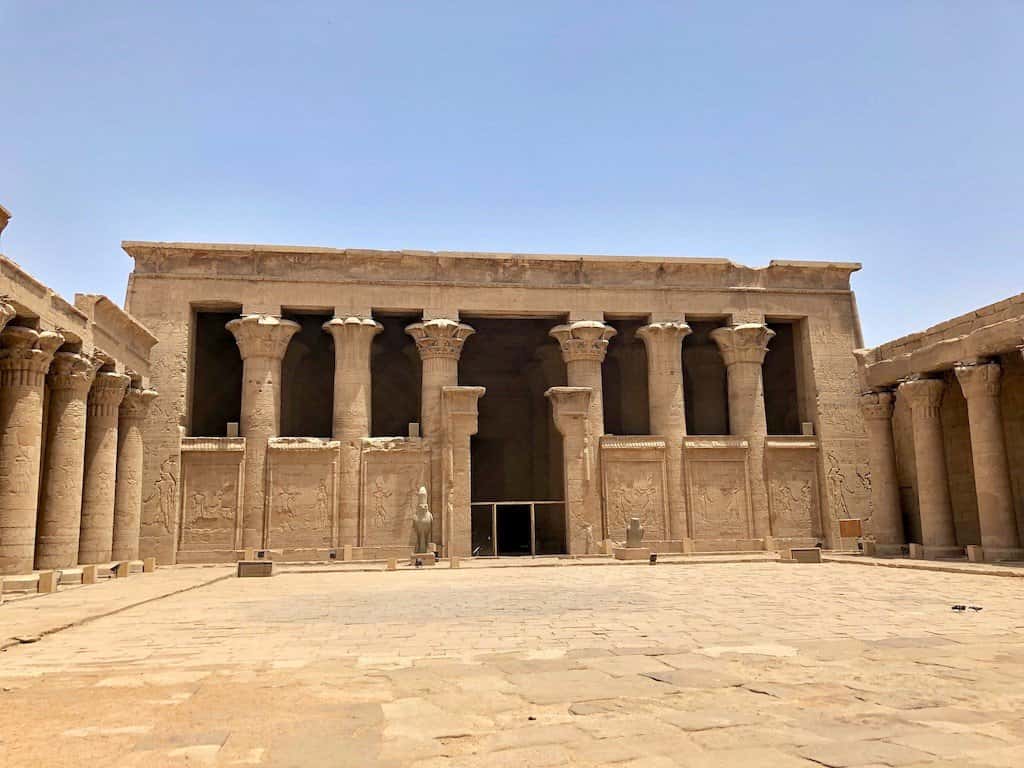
124, 242, 871, 563
856, 293, 1024, 561
0, 208, 157, 575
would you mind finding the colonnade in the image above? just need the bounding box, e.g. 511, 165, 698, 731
0, 303, 157, 575
223, 313, 781, 553
860, 358, 1024, 560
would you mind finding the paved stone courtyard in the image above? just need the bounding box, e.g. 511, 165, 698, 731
2, 561, 1024, 767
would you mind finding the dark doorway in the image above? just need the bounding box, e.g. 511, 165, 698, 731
764, 320, 802, 435
280, 312, 334, 438
683, 320, 730, 435
603, 318, 650, 435
460, 317, 566, 504
496, 504, 532, 556
371, 314, 421, 437
190, 309, 243, 437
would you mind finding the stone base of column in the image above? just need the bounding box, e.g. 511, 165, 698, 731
872, 543, 906, 557
922, 545, 965, 560
979, 547, 1024, 563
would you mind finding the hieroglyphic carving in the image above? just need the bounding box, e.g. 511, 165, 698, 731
686, 457, 751, 540
360, 439, 429, 548
267, 442, 338, 549
825, 451, 870, 521
766, 443, 821, 538
178, 459, 241, 551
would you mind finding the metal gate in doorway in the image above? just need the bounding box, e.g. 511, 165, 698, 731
470, 501, 567, 556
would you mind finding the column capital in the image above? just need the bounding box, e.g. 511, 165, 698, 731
898, 377, 945, 418
0, 326, 65, 385
322, 315, 383, 339
442, 386, 485, 434
637, 321, 692, 347
545, 386, 592, 435
709, 323, 775, 366
406, 319, 475, 360
859, 389, 895, 421
119, 387, 159, 421
549, 321, 617, 364
226, 315, 300, 360
89, 371, 130, 417
0, 299, 14, 332
954, 361, 1001, 400
48, 351, 99, 395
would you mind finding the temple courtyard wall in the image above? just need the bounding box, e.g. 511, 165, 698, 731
857, 293, 1024, 561
0, 208, 157, 576
123, 242, 871, 565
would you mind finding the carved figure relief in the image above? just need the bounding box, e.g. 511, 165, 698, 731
688, 461, 750, 539
825, 452, 869, 520
267, 454, 335, 548
143, 456, 178, 536
766, 449, 820, 539
361, 444, 429, 548
179, 461, 238, 551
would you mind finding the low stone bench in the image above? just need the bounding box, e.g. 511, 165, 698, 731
237, 560, 274, 578
789, 548, 822, 564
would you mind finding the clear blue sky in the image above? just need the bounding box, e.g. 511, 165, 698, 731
1, 2, 1021, 346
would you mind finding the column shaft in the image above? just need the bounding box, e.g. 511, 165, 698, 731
550, 322, 615, 541
710, 324, 774, 539
859, 390, 904, 549
35, 352, 96, 568
406, 320, 474, 548
0, 325, 63, 574
442, 386, 484, 557
955, 363, 1022, 556
638, 322, 691, 540
547, 387, 597, 553
227, 315, 300, 550
78, 371, 130, 564
112, 387, 158, 561
899, 378, 958, 554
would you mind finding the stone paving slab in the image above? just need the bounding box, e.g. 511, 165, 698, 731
0, 565, 232, 649
825, 553, 1024, 578
2, 562, 1024, 766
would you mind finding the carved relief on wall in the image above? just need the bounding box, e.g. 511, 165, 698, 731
360, 439, 430, 548
685, 442, 752, 540
824, 450, 871, 524
766, 441, 821, 538
600, 438, 668, 542
267, 443, 338, 550
178, 456, 242, 552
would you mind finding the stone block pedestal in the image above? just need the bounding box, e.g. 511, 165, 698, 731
613, 547, 651, 561
789, 548, 822, 564
410, 552, 436, 566
237, 560, 274, 578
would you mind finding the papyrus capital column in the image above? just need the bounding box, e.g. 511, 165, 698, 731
226, 315, 300, 549
111, 387, 159, 561
78, 370, 130, 564
36, 352, 98, 568
323, 317, 382, 439
407, 319, 474, 547
547, 386, 601, 553
637, 321, 691, 540
859, 389, 904, 550
442, 386, 484, 557
323, 317, 381, 547
954, 362, 1022, 559
0, 300, 14, 333
710, 323, 774, 539
0, 326, 64, 574
550, 320, 615, 456
898, 377, 959, 556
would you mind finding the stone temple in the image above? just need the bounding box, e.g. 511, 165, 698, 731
2, 204, 1023, 575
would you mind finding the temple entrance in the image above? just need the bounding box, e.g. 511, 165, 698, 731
460, 316, 568, 555
470, 501, 568, 556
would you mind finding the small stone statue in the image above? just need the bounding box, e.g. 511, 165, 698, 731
626, 517, 645, 548
413, 485, 432, 554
